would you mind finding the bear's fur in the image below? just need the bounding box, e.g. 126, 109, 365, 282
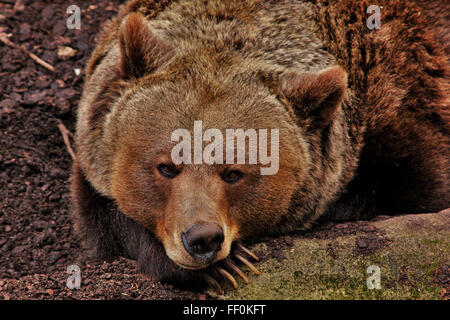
72, 0, 449, 288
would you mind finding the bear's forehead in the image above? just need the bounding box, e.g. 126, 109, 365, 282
118, 79, 286, 129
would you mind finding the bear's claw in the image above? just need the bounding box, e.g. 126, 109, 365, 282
236, 242, 260, 261
217, 267, 238, 289
202, 273, 223, 295
224, 260, 249, 284
234, 253, 261, 275
204, 243, 260, 294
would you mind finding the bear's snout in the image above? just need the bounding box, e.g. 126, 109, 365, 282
181, 222, 224, 262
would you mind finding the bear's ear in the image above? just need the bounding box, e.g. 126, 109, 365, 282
119, 12, 173, 79
281, 66, 347, 130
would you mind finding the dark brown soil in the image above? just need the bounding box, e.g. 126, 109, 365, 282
0, 0, 202, 300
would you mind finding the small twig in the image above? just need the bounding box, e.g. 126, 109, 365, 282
0, 32, 55, 72
57, 123, 77, 161
14, 0, 25, 12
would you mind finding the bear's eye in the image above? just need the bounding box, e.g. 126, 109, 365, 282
222, 170, 243, 184
157, 164, 178, 179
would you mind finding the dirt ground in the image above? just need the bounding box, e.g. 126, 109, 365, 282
0, 0, 448, 300
0, 0, 202, 300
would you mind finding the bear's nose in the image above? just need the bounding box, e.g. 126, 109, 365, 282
181, 222, 224, 261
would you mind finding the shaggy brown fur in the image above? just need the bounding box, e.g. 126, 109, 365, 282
313, 0, 449, 220
72, 0, 449, 288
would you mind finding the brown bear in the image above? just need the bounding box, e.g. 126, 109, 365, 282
71, 0, 449, 292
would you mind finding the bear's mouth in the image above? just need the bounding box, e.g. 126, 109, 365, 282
175, 261, 209, 270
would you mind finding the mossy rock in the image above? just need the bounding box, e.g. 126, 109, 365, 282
222, 209, 449, 300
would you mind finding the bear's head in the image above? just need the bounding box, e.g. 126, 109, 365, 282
90, 13, 348, 270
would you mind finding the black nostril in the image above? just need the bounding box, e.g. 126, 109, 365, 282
181, 223, 224, 261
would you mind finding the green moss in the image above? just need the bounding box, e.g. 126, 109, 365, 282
223, 212, 449, 300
